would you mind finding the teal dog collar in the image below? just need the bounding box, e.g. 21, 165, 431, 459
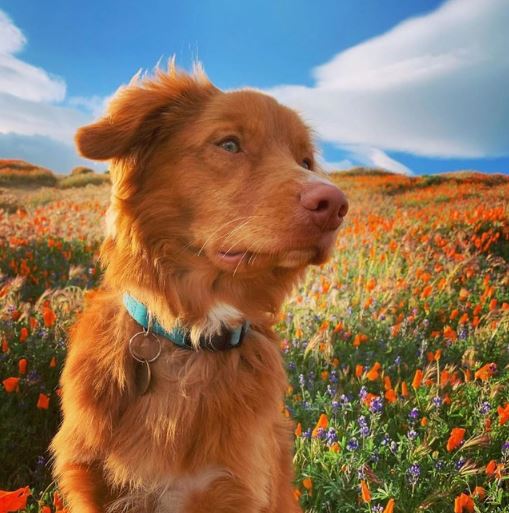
123, 293, 249, 351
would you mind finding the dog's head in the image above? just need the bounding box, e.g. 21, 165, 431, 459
76, 64, 348, 323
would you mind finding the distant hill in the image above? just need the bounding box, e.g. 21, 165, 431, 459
0, 159, 58, 187
0, 159, 110, 189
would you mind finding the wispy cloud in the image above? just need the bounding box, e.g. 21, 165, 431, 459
269, 0, 509, 166
0, 10, 104, 171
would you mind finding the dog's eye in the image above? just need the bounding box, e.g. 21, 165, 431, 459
217, 137, 241, 153
301, 158, 313, 170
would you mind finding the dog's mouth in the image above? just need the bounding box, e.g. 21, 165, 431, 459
214, 246, 324, 270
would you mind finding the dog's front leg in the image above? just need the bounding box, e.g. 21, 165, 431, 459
55, 461, 109, 513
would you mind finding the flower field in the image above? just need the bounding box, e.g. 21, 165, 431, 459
1, 172, 508, 512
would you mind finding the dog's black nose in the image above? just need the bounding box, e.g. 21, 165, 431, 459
300, 183, 349, 231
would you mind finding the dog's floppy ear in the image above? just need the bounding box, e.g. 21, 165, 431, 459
75, 63, 218, 161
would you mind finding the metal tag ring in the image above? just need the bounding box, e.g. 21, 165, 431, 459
128, 331, 162, 363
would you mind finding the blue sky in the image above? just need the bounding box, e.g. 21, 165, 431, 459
0, 0, 508, 175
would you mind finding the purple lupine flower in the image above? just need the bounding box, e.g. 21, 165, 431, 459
339, 394, 350, 405
346, 438, 359, 451
435, 460, 445, 470
359, 386, 368, 400
326, 428, 337, 445
327, 385, 336, 397
432, 396, 442, 408
501, 441, 509, 455
331, 400, 340, 413
315, 428, 326, 440
358, 415, 370, 437
480, 401, 491, 415
408, 408, 420, 422
455, 457, 466, 470
303, 428, 312, 439
329, 370, 338, 384
407, 463, 421, 484
372, 505, 384, 513
407, 429, 418, 441
370, 396, 384, 414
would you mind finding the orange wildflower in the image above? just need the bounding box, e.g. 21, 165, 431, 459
366, 362, 381, 381
474, 363, 496, 381
383, 498, 395, 513
454, 493, 474, 513
497, 403, 509, 425
401, 381, 409, 397
443, 325, 457, 341
360, 480, 371, 503
485, 459, 503, 478
2, 377, 20, 393
295, 423, 302, 437
41, 506, 51, 513
385, 389, 397, 403
450, 309, 459, 320
366, 277, 376, 291
412, 369, 423, 390
353, 333, 368, 347
472, 487, 486, 500
355, 365, 364, 378
18, 358, 27, 375
37, 393, 50, 410
50, 356, 57, 368
302, 477, 313, 494
311, 414, 328, 437
384, 375, 392, 391
0, 487, 30, 512
421, 416, 428, 427
43, 306, 57, 327
19, 327, 29, 342
459, 288, 470, 301
329, 442, 340, 453
446, 427, 465, 452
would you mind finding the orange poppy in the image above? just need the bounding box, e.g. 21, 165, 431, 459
366, 362, 381, 381
360, 480, 371, 503
497, 403, 509, 425
383, 498, 395, 513
311, 414, 328, 437
19, 328, 29, 343
412, 369, 423, 390
0, 487, 30, 512
447, 427, 465, 452
2, 377, 20, 393
474, 363, 496, 381
18, 359, 27, 375
385, 389, 397, 403
37, 393, 50, 410
454, 493, 474, 513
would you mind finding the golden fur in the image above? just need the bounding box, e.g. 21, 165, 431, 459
51, 63, 348, 513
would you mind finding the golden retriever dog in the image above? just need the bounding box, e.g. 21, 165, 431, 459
51, 63, 348, 513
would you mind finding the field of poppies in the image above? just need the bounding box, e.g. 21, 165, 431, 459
1, 171, 508, 513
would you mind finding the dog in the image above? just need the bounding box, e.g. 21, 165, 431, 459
51, 63, 348, 513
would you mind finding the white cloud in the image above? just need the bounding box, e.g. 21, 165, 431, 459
0, 11, 66, 102
0, 10, 107, 170
270, 0, 509, 159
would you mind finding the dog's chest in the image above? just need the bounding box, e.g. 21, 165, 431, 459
104, 335, 284, 509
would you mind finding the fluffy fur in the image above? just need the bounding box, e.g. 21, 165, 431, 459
51, 63, 348, 513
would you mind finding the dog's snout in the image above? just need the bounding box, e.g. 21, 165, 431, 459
300, 183, 349, 231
